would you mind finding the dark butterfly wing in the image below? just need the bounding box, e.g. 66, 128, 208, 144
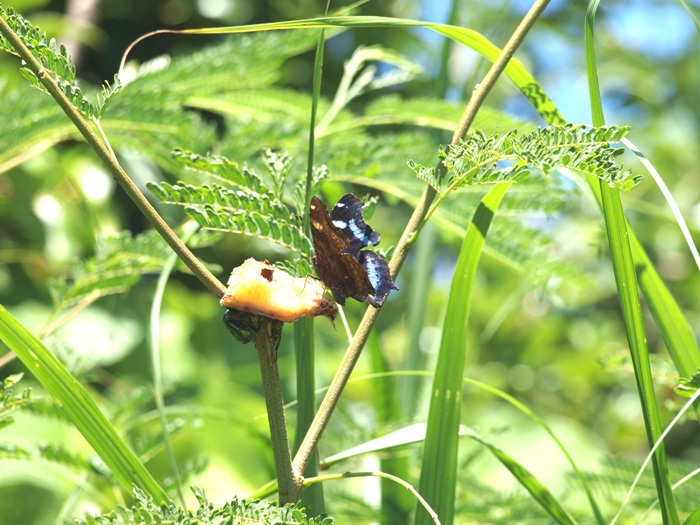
310, 196, 375, 305
357, 250, 398, 307
330, 193, 380, 257
312, 252, 375, 306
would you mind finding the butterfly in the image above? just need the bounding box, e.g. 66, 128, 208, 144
310, 193, 398, 307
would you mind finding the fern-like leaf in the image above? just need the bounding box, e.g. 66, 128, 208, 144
69, 487, 334, 525
38, 443, 113, 479
171, 150, 267, 194
0, 7, 76, 82
0, 443, 31, 460
154, 183, 311, 255
124, 31, 318, 98
0, 6, 120, 119
48, 229, 219, 314
410, 124, 639, 196
148, 153, 312, 255
0, 373, 32, 431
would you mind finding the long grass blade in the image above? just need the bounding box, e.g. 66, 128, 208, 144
294, 318, 323, 513
622, 142, 700, 378
0, 305, 168, 503
415, 182, 510, 525
122, 16, 559, 119
585, 2, 678, 523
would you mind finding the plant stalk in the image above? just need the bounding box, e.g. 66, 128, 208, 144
292, 0, 551, 478
0, 15, 226, 299
253, 318, 302, 504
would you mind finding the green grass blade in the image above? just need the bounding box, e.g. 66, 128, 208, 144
599, 182, 679, 524
616, 139, 700, 378
0, 305, 168, 503
585, 2, 679, 523
630, 228, 700, 378
463, 427, 577, 525
682, 504, 700, 525
415, 182, 511, 525
678, 0, 700, 33
585, 184, 700, 380
137, 15, 559, 121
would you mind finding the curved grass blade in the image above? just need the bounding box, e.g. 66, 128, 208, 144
463, 427, 577, 525
321, 369, 603, 523
124, 15, 559, 122
621, 145, 700, 380
0, 305, 169, 503
682, 504, 700, 525
318, 422, 575, 525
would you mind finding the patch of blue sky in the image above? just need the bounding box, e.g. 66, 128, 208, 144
603, 3, 697, 59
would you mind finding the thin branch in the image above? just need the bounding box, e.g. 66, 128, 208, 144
292, 0, 551, 480
0, 15, 227, 299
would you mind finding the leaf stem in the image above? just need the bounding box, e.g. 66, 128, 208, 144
292, 0, 552, 479
0, 15, 227, 299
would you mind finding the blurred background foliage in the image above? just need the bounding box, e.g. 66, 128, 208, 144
0, 0, 699, 523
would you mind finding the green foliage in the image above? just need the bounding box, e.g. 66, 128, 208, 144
1, 4, 698, 525
39, 443, 113, 479
411, 124, 639, 196
48, 229, 220, 316
70, 487, 333, 525
0, 6, 120, 118
577, 457, 700, 518
676, 371, 700, 398
0, 30, 319, 176
125, 31, 317, 98
0, 373, 31, 431
147, 151, 314, 256
487, 217, 594, 287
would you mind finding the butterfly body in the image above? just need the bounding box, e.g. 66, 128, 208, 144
310, 194, 398, 307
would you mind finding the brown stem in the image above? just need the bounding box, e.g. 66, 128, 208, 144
253, 318, 302, 504
292, 0, 552, 479
0, 15, 227, 299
